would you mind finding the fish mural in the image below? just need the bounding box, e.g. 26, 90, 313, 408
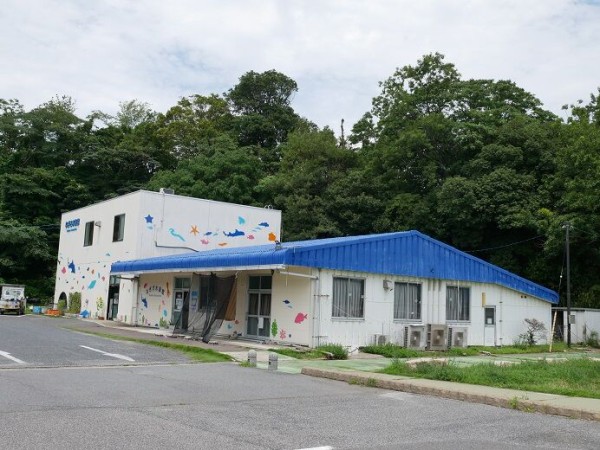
247, 234, 255, 240
283, 299, 292, 308
204, 232, 213, 236
169, 228, 185, 241
88, 280, 97, 289
268, 232, 277, 242
68, 261, 76, 273
238, 216, 246, 225
224, 229, 245, 237
259, 222, 269, 227
218, 243, 228, 247
201, 239, 210, 245
141, 298, 148, 308
294, 313, 308, 324
61, 267, 66, 274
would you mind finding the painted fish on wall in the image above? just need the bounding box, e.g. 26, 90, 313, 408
294, 313, 308, 324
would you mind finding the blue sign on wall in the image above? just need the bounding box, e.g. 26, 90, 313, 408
65, 218, 80, 232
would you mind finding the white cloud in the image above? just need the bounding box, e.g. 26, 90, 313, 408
1, 0, 599, 130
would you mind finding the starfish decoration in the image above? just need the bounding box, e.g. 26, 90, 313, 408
190, 225, 199, 236
144, 215, 154, 224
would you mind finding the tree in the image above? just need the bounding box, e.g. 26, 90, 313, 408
146, 135, 263, 206
260, 128, 356, 239
226, 70, 301, 170
155, 94, 233, 161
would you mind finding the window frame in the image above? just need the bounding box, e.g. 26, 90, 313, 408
332, 276, 365, 319
83, 221, 94, 247
393, 282, 422, 321
112, 214, 125, 242
446, 286, 471, 322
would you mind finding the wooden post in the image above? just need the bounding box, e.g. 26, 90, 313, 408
549, 310, 558, 353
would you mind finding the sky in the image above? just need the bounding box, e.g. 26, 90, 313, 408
1, 0, 599, 132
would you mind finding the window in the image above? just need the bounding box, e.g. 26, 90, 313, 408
394, 282, 421, 320
485, 307, 495, 325
113, 214, 125, 242
83, 221, 94, 247
332, 277, 364, 318
446, 286, 470, 321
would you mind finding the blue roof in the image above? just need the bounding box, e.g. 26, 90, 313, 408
111, 231, 558, 304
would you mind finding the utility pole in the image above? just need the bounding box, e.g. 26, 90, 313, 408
563, 222, 572, 348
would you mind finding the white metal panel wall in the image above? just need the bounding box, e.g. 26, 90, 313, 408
137, 191, 282, 259
54, 190, 282, 323
53, 191, 142, 317
313, 269, 552, 348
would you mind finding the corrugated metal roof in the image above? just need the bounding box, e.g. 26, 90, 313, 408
111, 230, 558, 304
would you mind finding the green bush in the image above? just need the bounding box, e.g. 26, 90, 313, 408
586, 331, 600, 348
316, 343, 348, 360
57, 299, 67, 313
68, 292, 81, 313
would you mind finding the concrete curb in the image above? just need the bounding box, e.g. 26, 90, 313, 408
301, 367, 600, 422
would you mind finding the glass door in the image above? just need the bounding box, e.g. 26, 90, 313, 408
246, 276, 272, 337
484, 306, 496, 346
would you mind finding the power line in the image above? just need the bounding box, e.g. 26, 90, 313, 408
464, 235, 545, 254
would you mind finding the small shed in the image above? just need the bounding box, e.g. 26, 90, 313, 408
552, 307, 600, 344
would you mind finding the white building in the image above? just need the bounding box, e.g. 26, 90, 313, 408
552, 307, 600, 344
54, 190, 281, 324
111, 231, 558, 347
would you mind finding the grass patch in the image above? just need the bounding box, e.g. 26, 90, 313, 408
270, 348, 327, 359
361, 342, 570, 358
270, 344, 348, 360
379, 358, 600, 399
70, 330, 231, 362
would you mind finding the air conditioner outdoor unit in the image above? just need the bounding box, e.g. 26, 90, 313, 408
408, 325, 426, 349
449, 327, 469, 348
395, 326, 408, 347
373, 334, 389, 346
427, 324, 448, 351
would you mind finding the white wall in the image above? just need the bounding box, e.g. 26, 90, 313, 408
54, 191, 142, 317
53, 190, 281, 323
138, 191, 281, 258
312, 269, 552, 348
215, 271, 314, 345
558, 309, 600, 343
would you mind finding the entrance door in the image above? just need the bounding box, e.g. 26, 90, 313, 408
246, 276, 271, 338
484, 306, 496, 346
172, 277, 191, 330
107, 276, 120, 321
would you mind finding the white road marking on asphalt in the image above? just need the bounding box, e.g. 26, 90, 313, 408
80, 345, 135, 362
296, 447, 334, 450
0, 350, 26, 364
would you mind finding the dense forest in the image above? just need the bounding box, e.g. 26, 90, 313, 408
1, 53, 599, 306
